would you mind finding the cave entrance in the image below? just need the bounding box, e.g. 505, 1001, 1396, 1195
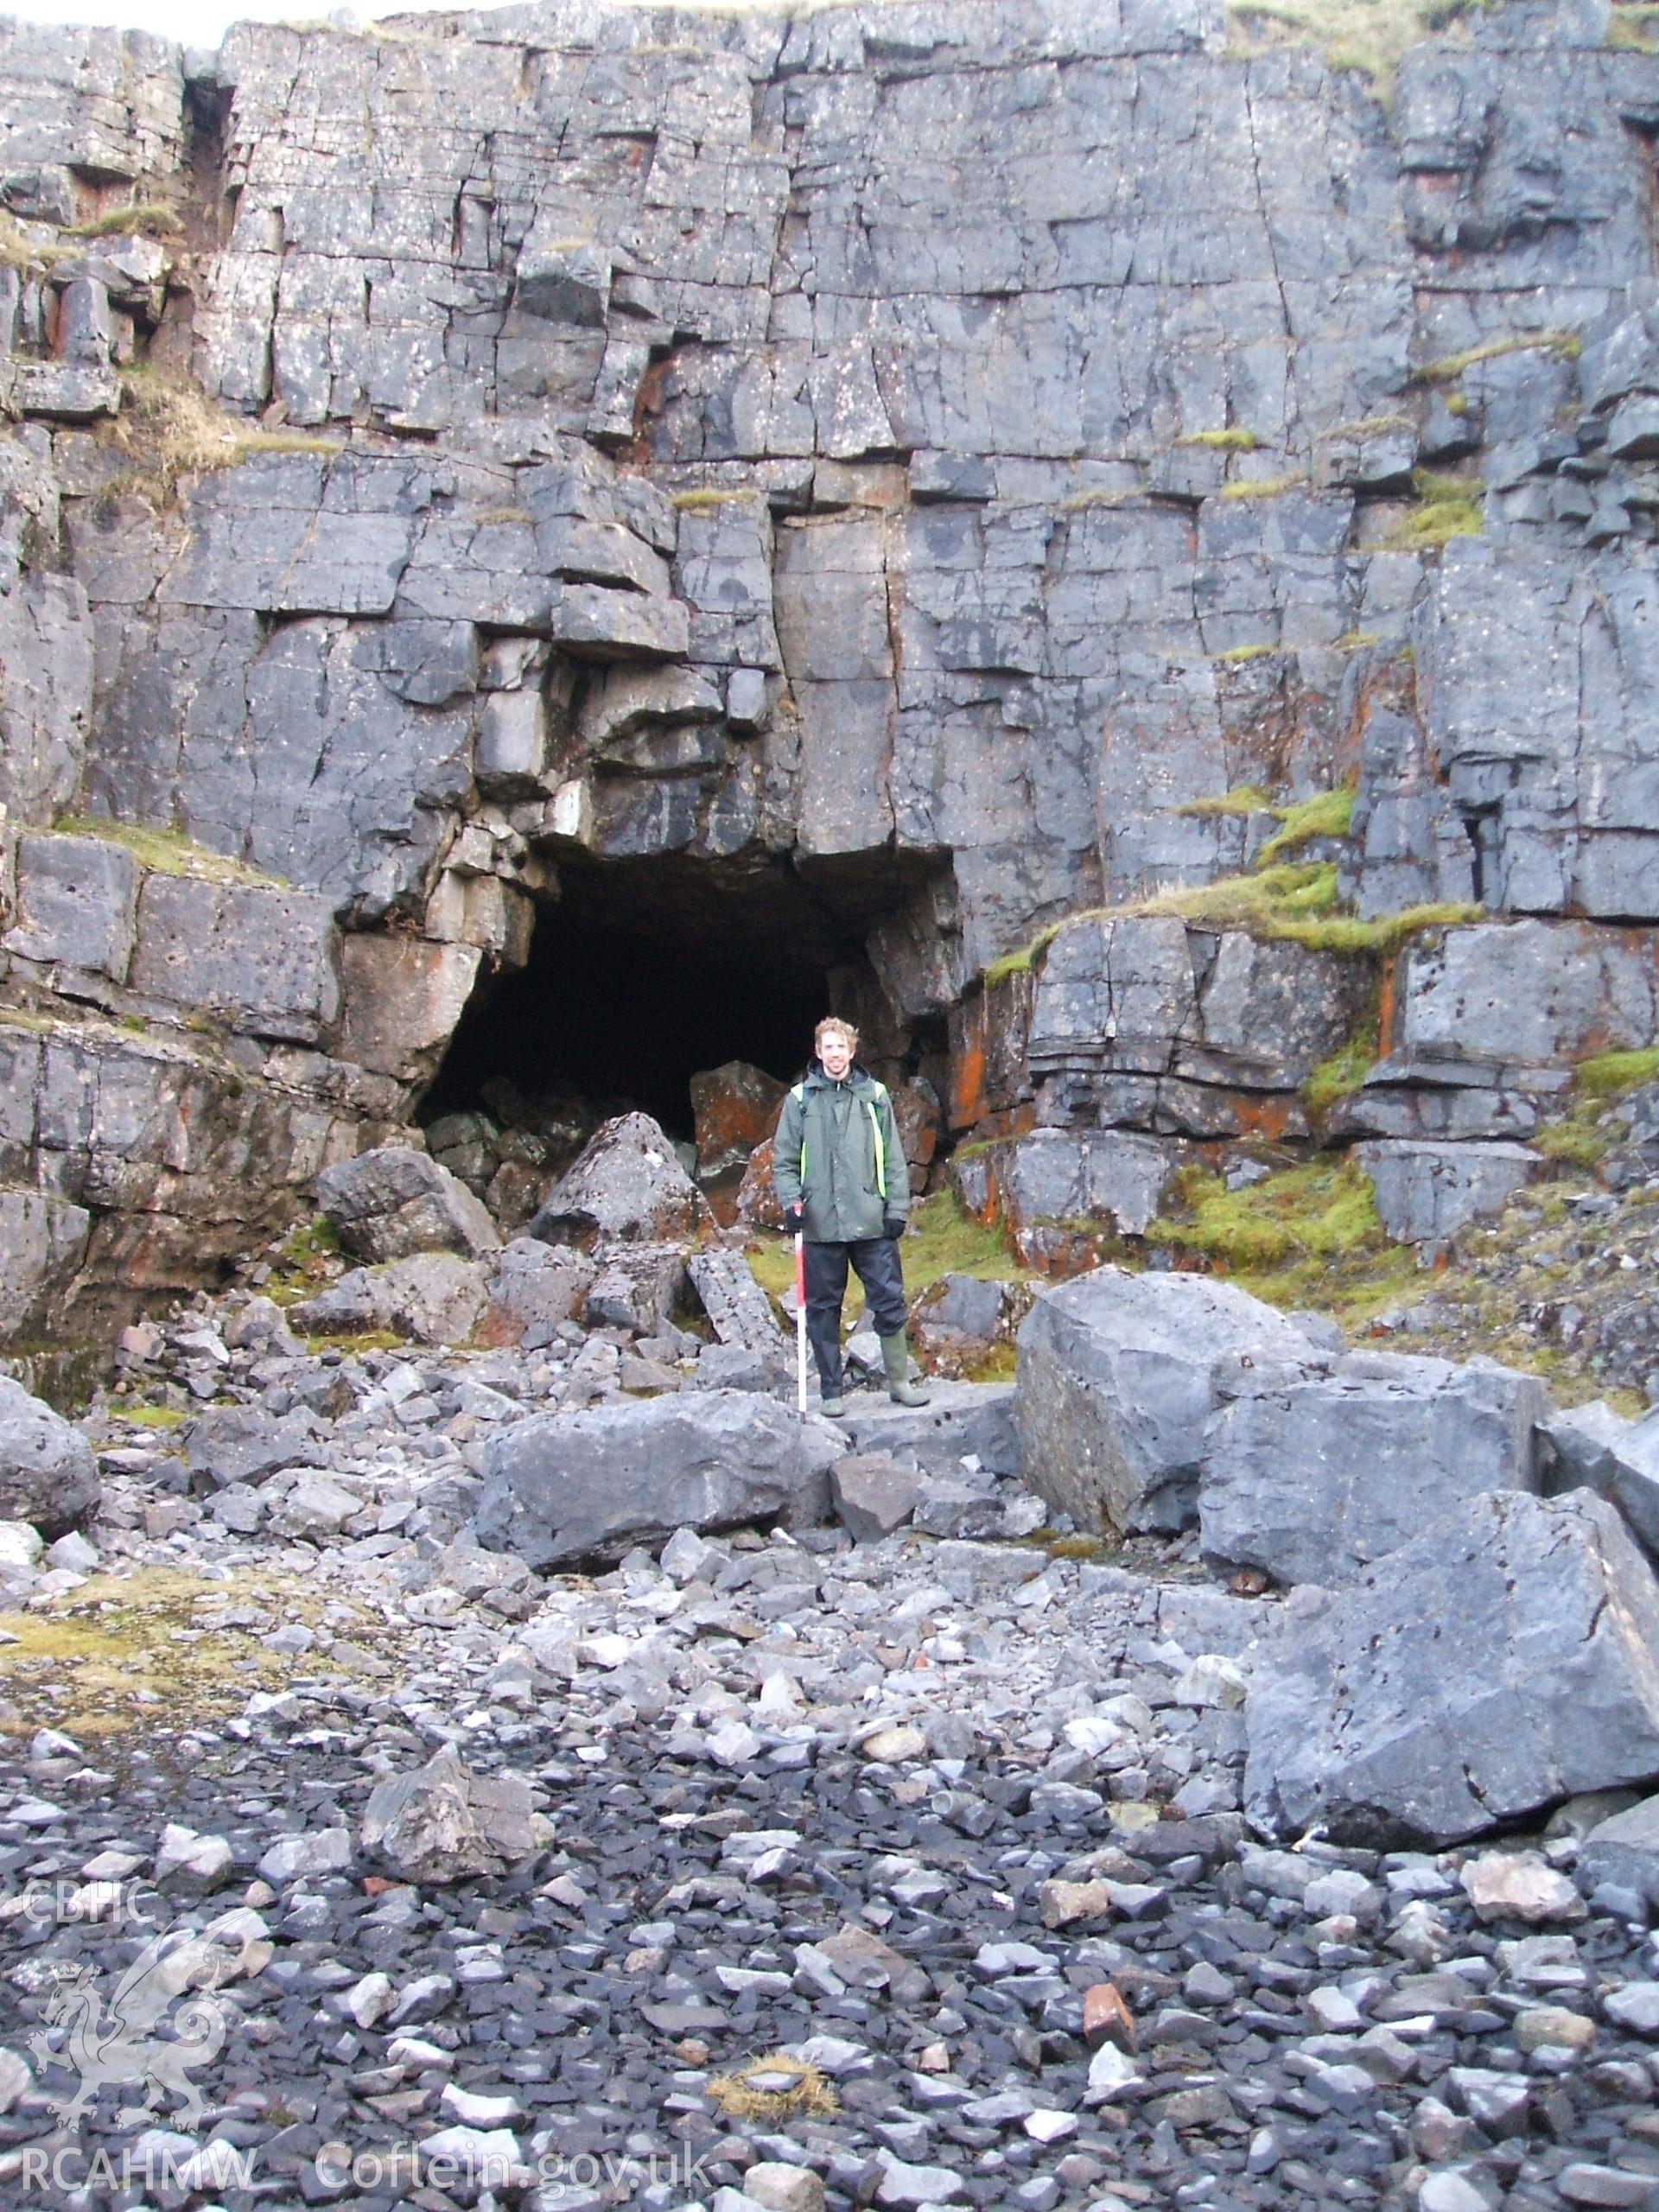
419, 850, 938, 1209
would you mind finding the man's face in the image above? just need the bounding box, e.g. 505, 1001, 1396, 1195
819, 1029, 854, 1078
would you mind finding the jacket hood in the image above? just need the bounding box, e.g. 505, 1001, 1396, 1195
804, 1057, 874, 1086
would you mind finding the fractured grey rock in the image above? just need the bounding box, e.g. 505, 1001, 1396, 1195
1199, 1351, 1546, 1587
184, 1404, 326, 1489
3, 832, 138, 981
1576, 1792, 1659, 1909
0, 1376, 100, 1538
294, 1253, 489, 1347
485, 1238, 594, 1348
475, 1389, 825, 1567
1357, 1138, 1541, 1244
529, 1112, 713, 1249
1245, 1491, 1659, 1847
360, 1746, 537, 1885
831, 1452, 927, 1541
837, 1380, 1019, 1478
1015, 1270, 1328, 1535
315, 1146, 501, 1264
1538, 1399, 1659, 1557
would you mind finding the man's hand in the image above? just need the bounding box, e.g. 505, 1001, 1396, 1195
784, 1205, 804, 1233
883, 1214, 906, 1241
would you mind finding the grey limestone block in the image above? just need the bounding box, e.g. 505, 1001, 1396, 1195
1538, 1398, 1659, 1558
1357, 1138, 1541, 1243
1014, 1268, 1332, 1537
529, 1112, 714, 1248
1244, 1490, 1659, 1848
3, 831, 139, 981
475, 1388, 827, 1568
1199, 1349, 1547, 1587
0, 1374, 101, 1538
1576, 1792, 1659, 1907
0, 1186, 91, 1339
315, 1144, 501, 1264
128, 874, 341, 1046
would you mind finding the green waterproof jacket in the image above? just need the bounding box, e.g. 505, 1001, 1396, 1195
772, 1063, 906, 1244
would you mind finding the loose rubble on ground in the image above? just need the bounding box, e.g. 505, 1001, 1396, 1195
5, 1118, 1659, 2212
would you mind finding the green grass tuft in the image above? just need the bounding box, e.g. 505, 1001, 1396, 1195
54, 816, 283, 889
1413, 330, 1582, 385
68, 205, 182, 241
1607, 3, 1659, 48
1148, 1154, 1387, 1271
1173, 785, 1276, 817
106, 365, 341, 505
1228, 0, 1486, 92
1217, 473, 1309, 502
1376, 467, 1484, 551
1576, 1046, 1659, 1097
1211, 644, 1281, 666
1255, 785, 1356, 867
1302, 1017, 1381, 1120
1177, 428, 1260, 451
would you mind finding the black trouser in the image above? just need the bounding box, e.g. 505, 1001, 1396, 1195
804, 1236, 907, 1393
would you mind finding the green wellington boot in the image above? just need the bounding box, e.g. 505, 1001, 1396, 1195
880, 1332, 931, 1408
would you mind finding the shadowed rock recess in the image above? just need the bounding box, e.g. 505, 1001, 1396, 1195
5, 0, 1659, 1338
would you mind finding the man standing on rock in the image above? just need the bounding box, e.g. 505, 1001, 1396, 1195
773, 1016, 930, 1419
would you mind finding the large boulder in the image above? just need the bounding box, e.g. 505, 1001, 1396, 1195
1539, 1399, 1659, 1556
315, 1146, 501, 1263
475, 1389, 827, 1567
1014, 1268, 1333, 1535
690, 1060, 786, 1179
1199, 1351, 1546, 1587
0, 1376, 100, 1537
1244, 1491, 1659, 1848
1356, 1138, 1541, 1244
528, 1112, 714, 1248
482, 1238, 596, 1349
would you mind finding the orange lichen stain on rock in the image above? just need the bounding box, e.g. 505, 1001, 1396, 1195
1228, 1094, 1300, 1141
950, 1025, 989, 1133
1376, 959, 1400, 1055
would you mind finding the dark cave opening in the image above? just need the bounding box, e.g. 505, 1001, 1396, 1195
420, 849, 934, 1147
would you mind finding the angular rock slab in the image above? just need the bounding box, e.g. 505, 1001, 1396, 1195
528, 1110, 714, 1247
1577, 1792, 1659, 1908
475, 1389, 826, 1567
1015, 1268, 1326, 1535
1244, 1491, 1659, 1848
1357, 1138, 1541, 1244
315, 1145, 500, 1263
1539, 1399, 1659, 1558
0, 1376, 100, 1538
360, 1747, 537, 1885
838, 1380, 1019, 1478
1200, 1351, 1545, 1588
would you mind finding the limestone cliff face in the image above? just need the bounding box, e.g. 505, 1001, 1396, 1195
3, 0, 1659, 1339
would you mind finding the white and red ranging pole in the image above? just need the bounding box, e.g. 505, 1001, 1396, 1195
794, 1230, 809, 1414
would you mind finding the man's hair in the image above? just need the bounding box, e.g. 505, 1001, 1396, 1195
814, 1016, 860, 1054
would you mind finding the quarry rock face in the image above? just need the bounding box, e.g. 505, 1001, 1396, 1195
3, 0, 1659, 1338
1244, 1491, 1659, 1848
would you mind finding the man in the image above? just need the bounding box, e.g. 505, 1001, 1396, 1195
772, 1016, 930, 1419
